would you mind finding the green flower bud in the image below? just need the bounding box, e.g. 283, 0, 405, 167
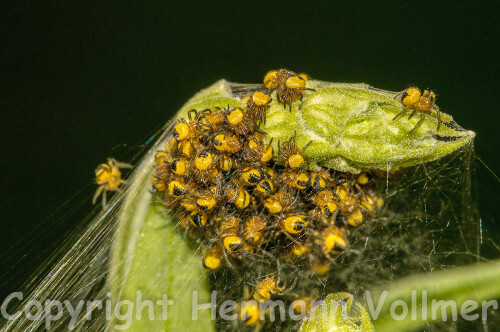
178, 79, 473, 173
299, 292, 374, 332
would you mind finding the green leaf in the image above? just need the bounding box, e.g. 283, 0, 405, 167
108, 81, 241, 331
109, 137, 214, 332
369, 259, 500, 331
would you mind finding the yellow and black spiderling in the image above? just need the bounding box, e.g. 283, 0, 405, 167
241, 167, 263, 185
219, 216, 244, 254
255, 179, 275, 196
393, 87, 442, 133
218, 154, 234, 172
277, 76, 310, 110
265, 188, 298, 215
195, 195, 217, 211
148, 70, 388, 329
170, 157, 188, 176
310, 169, 331, 192
188, 210, 208, 228
167, 178, 188, 198
225, 107, 257, 136
239, 300, 261, 327
244, 216, 267, 246
246, 91, 272, 124
93, 158, 132, 208
289, 243, 312, 260
213, 131, 243, 154
278, 133, 311, 170
243, 133, 273, 165
225, 181, 252, 210
198, 107, 225, 131
172, 110, 205, 142
192, 149, 219, 184
281, 170, 310, 190
346, 209, 364, 227
203, 245, 224, 271
154, 151, 171, 169
317, 226, 349, 256
172, 121, 190, 141
252, 276, 286, 302
177, 139, 195, 158
280, 213, 309, 235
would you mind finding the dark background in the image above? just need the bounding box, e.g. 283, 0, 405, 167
0, 1, 499, 299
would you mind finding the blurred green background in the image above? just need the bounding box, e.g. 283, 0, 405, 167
0, 1, 498, 300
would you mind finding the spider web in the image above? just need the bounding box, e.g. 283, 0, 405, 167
0, 87, 497, 332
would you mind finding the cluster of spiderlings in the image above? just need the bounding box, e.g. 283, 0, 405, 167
152, 69, 385, 328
